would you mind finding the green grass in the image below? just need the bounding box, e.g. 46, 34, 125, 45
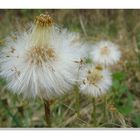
0, 9, 140, 128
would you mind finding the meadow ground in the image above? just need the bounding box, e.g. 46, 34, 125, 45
0, 9, 140, 128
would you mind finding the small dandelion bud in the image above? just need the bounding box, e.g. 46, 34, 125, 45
79, 65, 112, 97
91, 40, 121, 66
35, 14, 54, 27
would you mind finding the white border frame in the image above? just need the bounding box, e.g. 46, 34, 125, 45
0, 0, 140, 9
0, 1, 140, 140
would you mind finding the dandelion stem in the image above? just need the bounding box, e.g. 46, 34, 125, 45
75, 85, 80, 117
44, 99, 51, 127
103, 95, 108, 122
92, 97, 97, 127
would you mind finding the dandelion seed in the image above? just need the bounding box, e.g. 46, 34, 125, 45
91, 40, 121, 66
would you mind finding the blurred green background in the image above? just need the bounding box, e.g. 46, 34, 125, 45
0, 9, 140, 128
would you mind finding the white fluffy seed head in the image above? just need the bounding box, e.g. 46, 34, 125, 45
91, 40, 121, 66
0, 14, 85, 100
79, 65, 112, 97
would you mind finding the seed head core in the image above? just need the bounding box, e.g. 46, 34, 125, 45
87, 67, 103, 85
26, 46, 56, 66
100, 46, 110, 55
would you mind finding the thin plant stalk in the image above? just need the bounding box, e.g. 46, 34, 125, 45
74, 62, 82, 118
44, 99, 51, 127
92, 97, 97, 127
75, 85, 80, 117
103, 95, 108, 122
103, 65, 108, 122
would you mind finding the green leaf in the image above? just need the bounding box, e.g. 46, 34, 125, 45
0, 78, 6, 86
133, 115, 140, 127
113, 71, 125, 81
116, 92, 133, 115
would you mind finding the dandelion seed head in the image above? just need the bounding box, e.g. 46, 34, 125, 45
91, 40, 121, 66
80, 65, 112, 97
0, 14, 85, 100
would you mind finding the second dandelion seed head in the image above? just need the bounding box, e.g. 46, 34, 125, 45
80, 65, 112, 97
86, 66, 103, 85
91, 40, 121, 66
